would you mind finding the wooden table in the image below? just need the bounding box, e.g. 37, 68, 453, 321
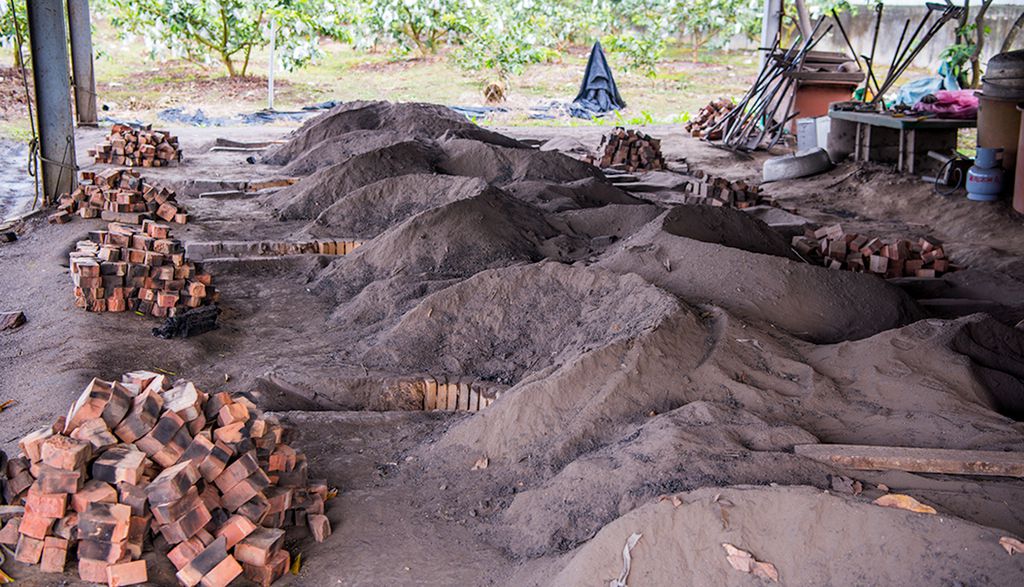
828, 110, 976, 174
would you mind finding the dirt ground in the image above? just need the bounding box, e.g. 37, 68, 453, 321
2, 102, 1024, 586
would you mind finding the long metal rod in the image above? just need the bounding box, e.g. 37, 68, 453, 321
831, 8, 862, 70
27, 0, 77, 201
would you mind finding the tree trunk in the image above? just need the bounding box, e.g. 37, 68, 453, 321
968, 0, 994, 88
1002, 11, 1024, 53
222, 53, 237, 77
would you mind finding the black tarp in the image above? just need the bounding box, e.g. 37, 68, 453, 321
570, 42, 626, 119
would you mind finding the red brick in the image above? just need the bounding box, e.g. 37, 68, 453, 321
114, 389, 164, 443
79, 502, 131, 543
242, 548, 289, 587
176, 536, 229, 587
146, 461, 200, 506
64, 378, 114, 433
0, 518, 20, 545
234, 527, 284, 567
15, 534, 44, 564
308, 513, 331, 543
159, 500, 212, 545
25, 488, 68, 519
40, 435, 92, 471
200, 555, 243, 587
214, 452, 260, 493
92, 445, 148, 485
107, 559, 148, 587
79, 557, 110, 583
77, 537, 128, 563
19, 426, 55, 462
35, 463, 85, 494
69, 418, 119, 451
39, 536, 69, 573
214, 514, 257, 549
168, 537, 205, 570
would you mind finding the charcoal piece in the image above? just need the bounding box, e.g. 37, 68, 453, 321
152, 305, 220, 339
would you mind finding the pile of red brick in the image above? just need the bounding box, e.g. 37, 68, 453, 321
0, 371, 331, 586
50, 169, 188, 226
792, 224, 958, 277
591, 127, 666, 172
69, 221, 218, 317
683, 171, 770, 208
684, 98, 735, 140
88, 124, 182, 167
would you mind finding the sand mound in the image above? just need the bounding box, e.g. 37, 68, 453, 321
557, 204, 664, 242
304, 174, 496, 240
268, 140, 440, 220
597, 212, 923, 343
311, 191, 577, 319
495, 401, 824, 556
263, 101, 523, 165
662, 205, 797, 259
279, 130, 418, 176
355, 262, 680, 385
437, 138, 604, 186
542, 485, 1024, 586
502, 177, 645, 213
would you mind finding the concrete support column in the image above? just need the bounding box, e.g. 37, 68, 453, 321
67, 0, 98, 126
27, 0, 77, 201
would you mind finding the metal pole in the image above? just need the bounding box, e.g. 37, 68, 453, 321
267, 17, 276, 111
759, 0, 782, 69
27, 0, 77, 202
66, 0, 97, 126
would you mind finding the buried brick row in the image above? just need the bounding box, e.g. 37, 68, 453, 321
0, 371, 331, 587
792, 224, 960, 277
69, 221, 218, 317
398, 376, 507, 412
186, 239, 365, 261
50, 168, 188, 226
88, 124, 182, 168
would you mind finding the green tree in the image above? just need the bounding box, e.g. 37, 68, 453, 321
104, 0, 343, 77
0, 0, 28, 68
349, 0, 472, 57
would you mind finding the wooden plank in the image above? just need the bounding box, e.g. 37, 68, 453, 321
794, 444, 1024, 478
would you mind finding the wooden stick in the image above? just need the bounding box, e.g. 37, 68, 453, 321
795, 444, 1024, 478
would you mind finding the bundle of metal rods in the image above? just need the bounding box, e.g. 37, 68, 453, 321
704, 18, 832, 152
869, 1, 964, 105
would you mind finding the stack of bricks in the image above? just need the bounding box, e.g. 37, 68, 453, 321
683, 98, 735, 140
682, 171, 769, 208
591, 127, 666, 172
791, 224, 958, 277
50, 168, 188, 226
69, 220, 218, 317
88, 123, 182, 167
6, 371, 331, 587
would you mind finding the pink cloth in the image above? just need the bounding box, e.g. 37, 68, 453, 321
914, 90, 979, 119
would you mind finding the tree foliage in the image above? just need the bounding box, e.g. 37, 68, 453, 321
103, 0, 343, 77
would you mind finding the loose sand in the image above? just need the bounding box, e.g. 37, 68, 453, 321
2, 101, 1024, 586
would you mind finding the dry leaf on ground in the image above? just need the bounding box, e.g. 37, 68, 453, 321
722, 543, 779, 583
873, 493, 937, 514
472, 457, 489, 470
1000, 536, 1024, 555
